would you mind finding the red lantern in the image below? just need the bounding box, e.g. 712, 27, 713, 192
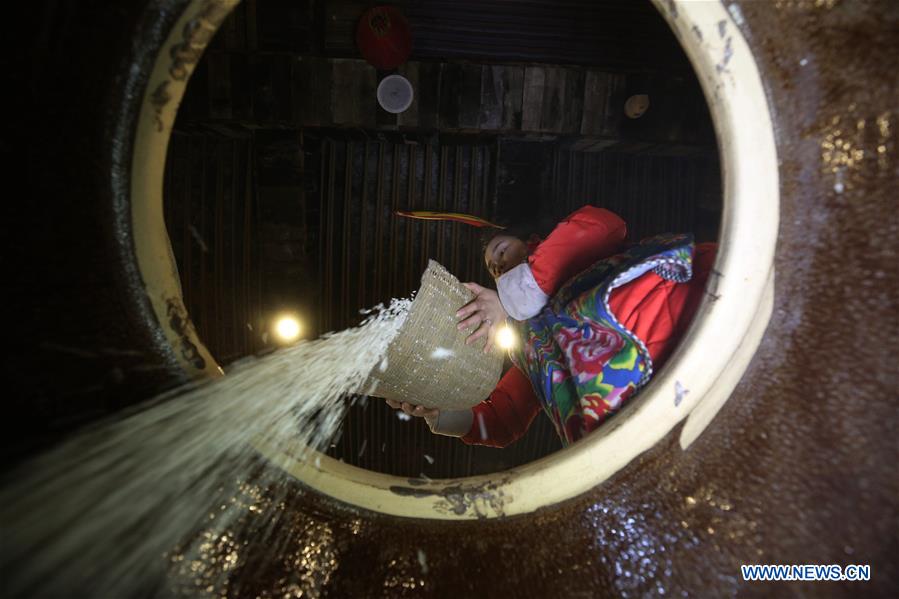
355, 6, 412, 71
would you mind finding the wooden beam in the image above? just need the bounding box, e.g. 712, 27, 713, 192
521, 66, 545, 132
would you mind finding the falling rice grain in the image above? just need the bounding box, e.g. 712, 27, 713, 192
0, 297, 413, 598
477, 413, 487, 440
417, 549, 428, 574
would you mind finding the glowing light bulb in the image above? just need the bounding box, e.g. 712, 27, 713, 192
496, 325, 516, 350
274, 316, 301, 343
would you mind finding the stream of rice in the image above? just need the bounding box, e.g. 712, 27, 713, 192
0, 298, 412, 597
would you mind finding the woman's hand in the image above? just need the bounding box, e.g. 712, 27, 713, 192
385, 399, 439, 421
456, 282, 509, 353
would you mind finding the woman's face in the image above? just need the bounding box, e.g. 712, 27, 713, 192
484, 234, 528, 279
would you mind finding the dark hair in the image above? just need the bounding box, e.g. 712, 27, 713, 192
478, 211, 559, 252
478, 221, 536, 252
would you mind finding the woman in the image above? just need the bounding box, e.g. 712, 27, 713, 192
388, 205, 716, 447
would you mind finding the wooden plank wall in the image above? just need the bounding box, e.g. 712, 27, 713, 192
180, 0, 716, 152
182, 55, 713, 151
311, 135, 498, 333
404, 0, 689, 72
163, 131, 262, 366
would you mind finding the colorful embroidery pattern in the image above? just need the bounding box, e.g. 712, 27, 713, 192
510, 234, 694, 446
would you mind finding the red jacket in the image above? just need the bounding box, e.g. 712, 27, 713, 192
462, 206, 716, 447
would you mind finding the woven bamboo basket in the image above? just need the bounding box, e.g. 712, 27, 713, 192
365, 260, 504, 410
